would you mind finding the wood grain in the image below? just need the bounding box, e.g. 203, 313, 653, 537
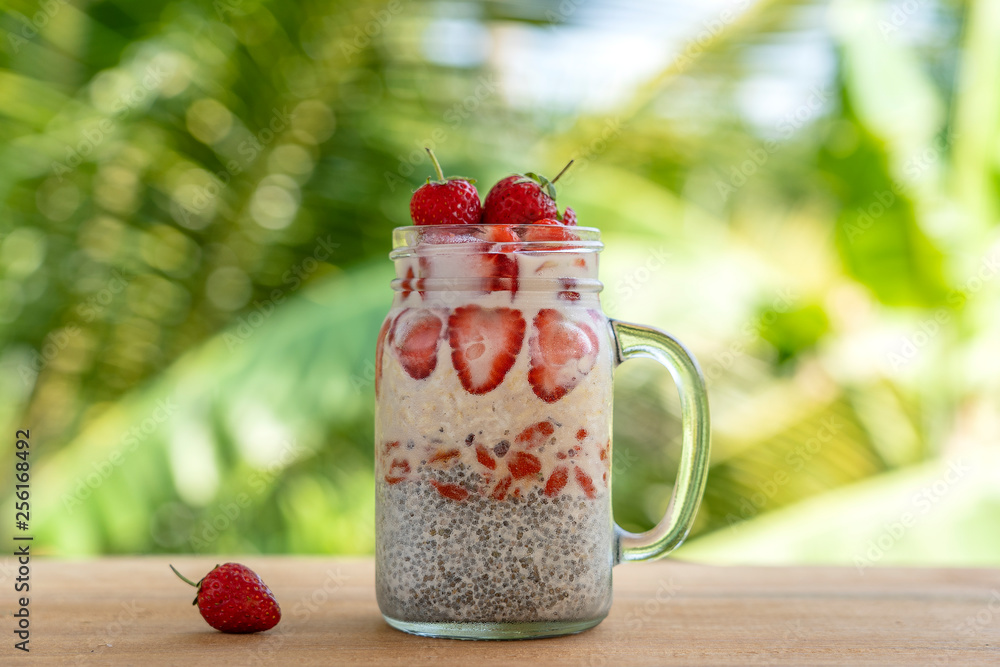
8, 557, 999, 665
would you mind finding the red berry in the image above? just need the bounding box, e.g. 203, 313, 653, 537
429, 448, 461, 464
514, 420, 556, 449
385, 459, 410, 484
483, 175, 558, 226
574, 466, 597, 499
483, 160, 573, 226
430, 480, 469, 501
170, 563, 281, 634
521, 218, 579, 243
482, 251, 519, 295
481, 225, 520, 294
484, 225, 519, 243
508, 451, 542, 479
410, 149, 482, 226
561, 206, 577, 226
400, 266, 424, 300
558, 277, 581, 301
544, 466, 569, 497
528, 308, 600, 403
476, 444, 497, 470
491, 475, 513, 500
390, 308, 444, 380
447, 305, 526, 394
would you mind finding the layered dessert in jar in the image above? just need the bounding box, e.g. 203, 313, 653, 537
375, 155, 615, 627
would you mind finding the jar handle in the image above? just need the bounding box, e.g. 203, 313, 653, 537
609, 319, 711, 563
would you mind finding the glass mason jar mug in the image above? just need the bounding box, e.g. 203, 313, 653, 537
374, 224, 710, 639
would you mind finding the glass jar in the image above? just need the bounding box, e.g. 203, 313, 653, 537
374, 224, 710, 639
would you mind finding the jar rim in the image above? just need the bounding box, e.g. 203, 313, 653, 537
390, 224, 603, 259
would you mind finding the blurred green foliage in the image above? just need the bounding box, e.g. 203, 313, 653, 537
2, 0, 999, 564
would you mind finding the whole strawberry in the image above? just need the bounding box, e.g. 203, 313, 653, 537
482, 160, 573, 226
410, 148, 482, 225
171, 563, 281, 634
561, 206, 577, 226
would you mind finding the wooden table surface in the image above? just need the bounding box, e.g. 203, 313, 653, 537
8, 557, 999, 665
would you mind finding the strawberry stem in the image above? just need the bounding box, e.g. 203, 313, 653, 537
425, 147, 445, 182
550, 159, 574, 184
170, 564, 199, 587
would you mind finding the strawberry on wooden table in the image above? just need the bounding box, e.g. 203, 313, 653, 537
170, 563, 281, 634
410, 148, 482, 226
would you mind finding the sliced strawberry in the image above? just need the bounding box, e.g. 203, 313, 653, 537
375, 317, 393, 398
485, 225, 519, 243
430, 480, 469, 501
390, 308, 444, 380
428, 448, 460, 464
475, 444, 496, 470
478, 226, 520, 294
574, 466, 597, 499
491, 475, 512, 500
448, 305, 526, 394
521, 218, 579, 243
482, 252, 518, 295
515, 421, 556, 449
400, 266, 424, 300
508, 451, 542, 479
528, 308, 600, 403
544, 466, 569, 497
385, 459, 410, 484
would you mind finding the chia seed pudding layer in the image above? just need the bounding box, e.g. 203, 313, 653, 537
376, 465, 613, 623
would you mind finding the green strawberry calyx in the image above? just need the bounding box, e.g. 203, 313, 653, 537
517, 159, 574, 201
